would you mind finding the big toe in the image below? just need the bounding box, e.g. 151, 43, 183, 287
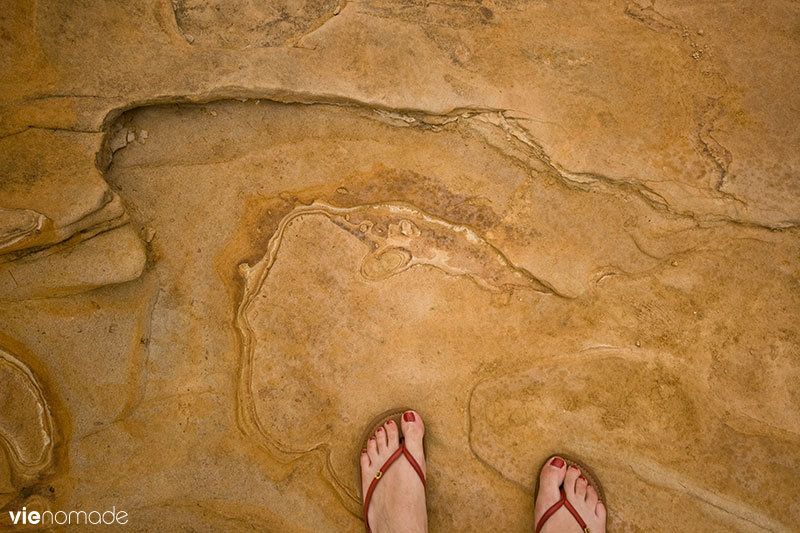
537, 456, 567, 504
400, 411, 425, 467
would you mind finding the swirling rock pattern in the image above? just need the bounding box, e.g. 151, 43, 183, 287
0, 347, 55, 490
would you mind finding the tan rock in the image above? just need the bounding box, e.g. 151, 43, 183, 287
0, 225, 146, 301
0, 129, 127, 254
0, 0, 798, 531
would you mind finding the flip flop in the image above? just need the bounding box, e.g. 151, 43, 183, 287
358, 408, 427, 533
534, 454, 606, 533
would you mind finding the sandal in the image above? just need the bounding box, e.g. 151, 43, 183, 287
534, 454, 606, 533
358, 408, 427, 533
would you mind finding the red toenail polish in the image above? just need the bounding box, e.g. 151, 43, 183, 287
579, 475, 586, 481
569, 465, 578, 470
551, 457, 565, 468
362, 449, 367, 454
369, 436, 375, 441
403, 412, 415, 422
376, 427, 383, 432
386, 420, 393, 425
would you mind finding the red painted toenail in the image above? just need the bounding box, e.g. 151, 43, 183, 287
551, 457, 565, 468
376, 427, 383, 432
579, 475, 586, 481
403, 412, 415, 422
386, 420, 393, 425
569, 465, 578, 470
369, 436, 375, 441
362, 449, 367, 454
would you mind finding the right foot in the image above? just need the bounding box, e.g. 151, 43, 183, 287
360, 410, 428, 533
534, 456, 606, 533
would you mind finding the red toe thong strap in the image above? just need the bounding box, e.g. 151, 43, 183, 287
535, 487, 590, 533
363, 440, 426, 532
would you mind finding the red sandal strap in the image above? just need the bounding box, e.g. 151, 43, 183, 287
535, 488, 566, 533
563, 494, 589, 531
363, 439, 426, 532
535, 487, 590, 533
401, 445, 426, 491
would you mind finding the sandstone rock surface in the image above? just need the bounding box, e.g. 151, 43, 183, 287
1, 1, 799, 531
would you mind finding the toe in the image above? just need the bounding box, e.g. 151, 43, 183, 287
400, 410, 424, 441
537, 456, 567, 503
360, 449, 371, 471
359, 450, 373, 496
574, 475, 588, 499
564, 465, 581, 498
584, 484, 598, 507
595, 501, 607, 521
384, 420, 400, 449
400, 410, 426, 471
375, 426, 388, 453
367, 435, 378, 462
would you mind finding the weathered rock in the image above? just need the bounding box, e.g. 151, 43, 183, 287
0, 225, 146, 301
0, 0, 798, 531
0, 129, 127, 255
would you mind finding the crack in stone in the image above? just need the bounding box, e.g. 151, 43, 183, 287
92, 95, 799, 239
0, 126, 101, 141
472, 111, 799, 230
624, 1, 679, 33
0, 211, 130, 264
697, 97, 740, 201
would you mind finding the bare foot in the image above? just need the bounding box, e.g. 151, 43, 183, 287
360, 410, 428, 533
534, 456, 607, 533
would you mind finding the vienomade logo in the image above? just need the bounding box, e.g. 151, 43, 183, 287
7, 506, 128, 526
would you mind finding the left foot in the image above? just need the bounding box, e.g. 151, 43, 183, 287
360, 410, 428, 533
